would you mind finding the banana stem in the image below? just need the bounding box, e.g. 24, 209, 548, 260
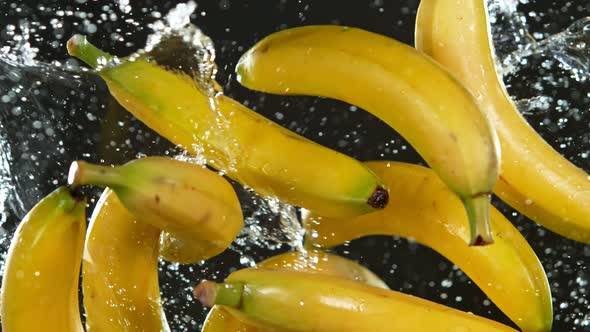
193, 280, 243, 308
66, 34, 113, 69
463, 194, 494, 246
68, 161, 125, 189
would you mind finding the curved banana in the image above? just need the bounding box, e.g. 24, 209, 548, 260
66, 34, 388, 219
303, 161, 552, 332
202, 250, 388, 332
69, 156, 243, 263
194, 269, 517, 332
415, 0, 590, 243
83, 189, 169, 331
236, 25, 501, 245
1, 187, 86, 332
256, 250, 389, 289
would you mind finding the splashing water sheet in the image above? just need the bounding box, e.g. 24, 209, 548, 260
0, 0, 589, 330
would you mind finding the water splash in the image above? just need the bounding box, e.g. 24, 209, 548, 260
0, 1, 587, 330
488, 2, 590, 328
117, 0, 132, 15
1, 23, 38, 66
0, 125, 19, 243
144, 1, 218, 97
133, 2, 306, 254
492, 12, 590, 172
128, 1, 243, 175
503, 17, 590, 82
0, 19, 87, 227
235, 194, 305, 252
487, 0, 535, 65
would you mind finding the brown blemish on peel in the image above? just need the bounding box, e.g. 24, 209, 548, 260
258, 42, 270, 54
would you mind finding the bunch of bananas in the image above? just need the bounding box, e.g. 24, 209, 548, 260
1, 0, 588, 331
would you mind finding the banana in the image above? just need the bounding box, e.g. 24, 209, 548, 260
235, 25, 501, 245
202, 250, 388, 332
0, 187, 86, 332
303, 161, 552, 332
415, 0, 590, 243
65, 34, 388, 219
68, 156, 243, 263
83, 189, 169, 331
194, 269, 517, 332
255, 250, 389, 289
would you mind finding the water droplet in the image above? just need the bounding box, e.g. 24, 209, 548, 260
441, 279, 453, 288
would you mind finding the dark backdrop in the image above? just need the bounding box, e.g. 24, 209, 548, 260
0, 0, 589, 331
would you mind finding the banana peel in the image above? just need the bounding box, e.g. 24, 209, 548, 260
303, 161, 552, 332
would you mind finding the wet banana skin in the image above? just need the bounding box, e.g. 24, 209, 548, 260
202, 250, 388, 332
69, 157, 243, 264
66, 34, 389, 220
1, 187, 86, 332
303, 161, 552, 332
236, 25, 501, 245
196, 269, 517, 332
83, 189, 170, 332
415, 0, 590, 245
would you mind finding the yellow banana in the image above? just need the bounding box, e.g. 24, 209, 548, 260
236, 25, 501, 245
194, 269, 517, 332
415, 0, 590, 243
1, 187, 86, 332
303, 161, 552, 332
203, 308, 267, 332
66, 34, 388, 219
255, 250, 389, 289
202, 250, 388, 332
69, 156, 243, 263
83, 189, 169, 331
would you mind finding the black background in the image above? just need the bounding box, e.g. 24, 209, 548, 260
0, 0, 589, 331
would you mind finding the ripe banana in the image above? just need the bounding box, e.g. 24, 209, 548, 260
236, 25, 501, 245
83, 189, 169, 331
66, 34, 388, 219
415, 0, 590, 243
194, 269, 517, 332
1, 187, 86, 332
202, 250, 388, 332
303, 161, 552, 332
255, 250, 389, 289
69, 156, 243, 263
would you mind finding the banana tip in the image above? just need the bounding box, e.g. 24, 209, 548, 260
464, 193, 494, 246
368, 186, 389, 209
235, 60, 248, 85
66, 34, 85, 56
67, 186, 85, 202
67, 161, 83, 186
470, 235, 494, 246
192, 280, 217, 307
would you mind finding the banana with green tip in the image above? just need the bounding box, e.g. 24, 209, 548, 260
303, 161, 552, 332
415, 0, 590, 244
66, 34, 389, 219
202, 250, 388, 332
83, 189, 170, 331
194, 269, 517, 332
236, 25, 500, 245
69, 156, 243, 263
1, 187, 86, 332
